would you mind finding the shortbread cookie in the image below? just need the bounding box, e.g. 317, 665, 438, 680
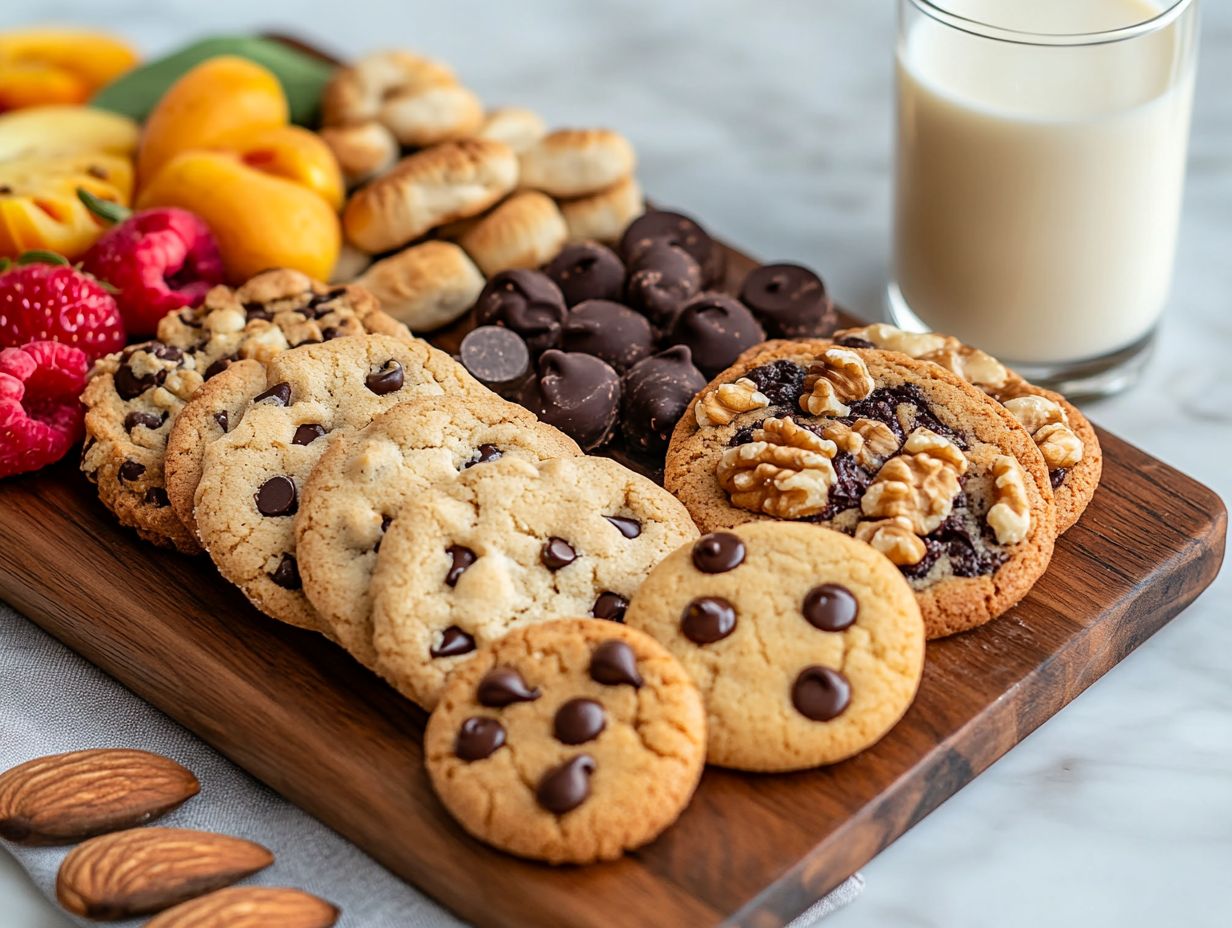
193, 334, 482, 634
626, 523, 925, 771
343, 140, 518, 253
425, 619, 706, 864
835, 324, 1101, 533
321, 50, 457, 126
558, 176, 644, 245
476, 107, 547, 152
382, 83, 485, 148
356, 241, 485, 332
665, 340, 1056, 638
297, 396, 582, 665
81, 269, 403, 553
371, 455, 699, 708
458, 191, 568, 277
330, 241, 373, 282
518, 129, 636, 199
318, 122, 399, 188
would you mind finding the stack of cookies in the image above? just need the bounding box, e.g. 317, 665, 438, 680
316, 49, 644, 334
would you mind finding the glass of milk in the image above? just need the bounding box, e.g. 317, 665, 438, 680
889, 0, 1200, 396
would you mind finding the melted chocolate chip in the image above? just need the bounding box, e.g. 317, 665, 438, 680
554, 698, 606, 745
591, 592, 629, 622
1050, 467, 1068, 489
366, 360, 404, 395
477, 667, 541, 707
445, 545, 476, 587
455, 717, 506, 761
242, 301, 272, 321
144, 487, 170, 508
306, 287, 347, 314
846, 384, 965, 448
836, 335, 875, 349
114, 363, 158, 400
803, 584, 859, 632
213, 410, 229, 432
255, 475, 297, 516
204, 355, 236, 380
743, 360, 808, 408
692, 532, 745, 573
605, 516, 641, 539
154, 345, 183, 362
589, 639, 643, 687
431, 626, 475, 658
124, 411, 165, 432
536, 754, 596, 815
541, 537, 576, 571
465, 444, 502, 468
118, 460, 145, 482
372, 515, 394, 553
321, 326, 341, 341
682, 597, 737, 644
268, 553, 302, 590
255, 382, 291, 406
292, 423, 326, 445
791, 666, 851, 721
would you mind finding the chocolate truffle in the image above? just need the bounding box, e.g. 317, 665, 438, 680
458, 325, 531, 396
473, 269, 568, 354
620, 346, 707, 459
624, 242, 703, 329
518, 350, 621, 452
739, 263, 836, 338
665, 292, 766, 378
619, 209, 726, 287
543, 241, 626, 307
561, 300, 655, 373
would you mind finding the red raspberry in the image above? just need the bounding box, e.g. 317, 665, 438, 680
0, 261, 125, 361
0, 340, 89, 479
81, 208, 225, 337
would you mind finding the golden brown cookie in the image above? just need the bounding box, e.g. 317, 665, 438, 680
321, 50, 457, 126
518, 129, 636, 198
558, 175, 644, 245
457, 191, 568, 277
356, 241, 484, 332
318, 121, 399, 188
476, 107, 547, 152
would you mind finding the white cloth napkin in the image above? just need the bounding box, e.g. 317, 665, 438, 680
0, 602, 863, 926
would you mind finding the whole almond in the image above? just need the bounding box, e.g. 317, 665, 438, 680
144, 887, 339, 928
0, 749, 199, 845
56, 827, 274, 919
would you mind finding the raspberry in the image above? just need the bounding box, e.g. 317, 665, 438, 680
0, 339, 89, 478
0, 261, 125, 360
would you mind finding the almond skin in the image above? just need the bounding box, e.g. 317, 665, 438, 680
56, 827, 274, 919
0, 749, 199, 845
144, 887, 340, 928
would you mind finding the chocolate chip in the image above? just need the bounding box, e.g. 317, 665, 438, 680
473, 270, 568, 354
554, 698, 606, 745
242, 301, 272, 321
802, 584, 858, 632
445, 545, 476, 587
178, 310, 202, 329
591, 592, 628, 622
739, 263, 835, 339
213, 410, 229, 432
153, 345, 183, 362
114, 363, 156, 400
292, 423, 326, 445
373, 514, 394, 553
204, 355, 236, 380
255, 475, 297, 516
365, 360, 404, 395
543, 241, 626, 307
455, 717, 506, 761
477, 667, 541, 707
535, 754, 596, 815
589, 640, 642, 688
118, 460, 145, 482
605, 516, 641, 539
431, 626, 475, 658
465, 444, 502, 468
306, 287, 347, 313
458, 326, 530, 395
682, 596, 737, 644
836, 335, 875, 349
144, 487, 170, 507
791, 666, 851, 721
268, 553, 302, 590
692, 532, 745, 573
255, 382, 291, 406
541, 537, 576, 571
124, 411, 165, 432
1050, 467, 1068, 489
743, 359, 808, 408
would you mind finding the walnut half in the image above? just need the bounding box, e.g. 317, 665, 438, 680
695, 377, 769, 427
821, 417, 900, 470
717, 417, 837, 519
986, 455, 1031, 544
861, 427, 968, 534
800, 348, 874, 417
855, 516, 928, 566
1002, 394, 1084, 469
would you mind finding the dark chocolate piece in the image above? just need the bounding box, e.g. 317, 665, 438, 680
431, 626, 475, 658
802, 584, 859, 632
791, 666, 851, 721
268, 553, 301, 590
456, 717, 506, 761
255, 382, 291, 406
517, 350, 621, 452
553, 698, 606, 745
445, 545, 477, 586
255, 475, 297, 516
681, 596, 737, 644
543, 241, 625, 307
739, 263, 835, 338
465, 444, 503, 468
692, 532, 746, 573
124, 411, 165, 432
365, 360, 404, 395
473, 269, 568, 354
118, 460, 145, 482
144, 487, 170, 507
541, 537, 577, 571
477, 667, 541, 707
560, 300, 655, 373
292, 424, 326, 445
213, 410, 229, 432
619, 346, 707, 459
624, 242, 703, 328
536, 754, 596, 815
665, 293, 765, 378
458, 325, 531, 396
203, 355, 235, 380
591, 592, 628, 622
589, 639, 642, 687
619, 209, 725, 287
605, 516, 641, 539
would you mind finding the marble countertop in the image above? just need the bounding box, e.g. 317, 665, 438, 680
3, 1, 1229, 925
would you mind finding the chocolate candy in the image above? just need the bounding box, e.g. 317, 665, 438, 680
591, 592, 629, 622
518, 350, 621, 452
255, 475, 297, 516
619, 209, 726, 287
692, 532, 746, 573
478, 667, 541, 707
803, 584, 858, 632
431, 625, 475, 658
624, 242, 703, 328
458, 325, 531, 397
366, 360, 404, 395
473, 269, 568, 354
543, 241, 626, 307
553, 698, 606, 745
589, 639, 643, 688
681, 596, 737, 644
268, 553, 301, 590
255, 382, 291, 406
292, 424, 326, 445
739, 263, 836, 338
791, 666, 851, 721
456, 717, 506, 761
445, 544, 477, 586
665, 293, 765, 378
541, 537, 577, 571
619, 346, 707, 459
605, 516, 641, 539
536, 754, 596, 815
560, 300, 655, 373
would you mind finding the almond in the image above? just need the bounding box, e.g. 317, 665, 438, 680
56, 827, 274, 919
144, 887, 339, 928
0, 748, 199, 845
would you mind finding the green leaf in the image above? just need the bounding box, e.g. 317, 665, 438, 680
15, 251, 71, 267
91, 35, 335, 128
0, 258, 11, 274
77, 187, 131, 225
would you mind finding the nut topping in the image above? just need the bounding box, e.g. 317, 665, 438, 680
800, 348, 874, 416
717, 417, 837, 518
847, 323, 946, 357
861, 427, 968, 534
1002, 394, 1065, 434
821, 417, 900, 469
694, 377, 770, 426
986, 455, 1031, 544
854, 516, 928, 566
144, 887, 339, 928
1003, 394, 1084, 469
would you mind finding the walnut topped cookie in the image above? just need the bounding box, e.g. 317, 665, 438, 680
665, 340, 1056, 638
834, 323, 1101, 533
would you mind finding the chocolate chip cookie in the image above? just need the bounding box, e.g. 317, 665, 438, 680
665, 340, 1057, 638
834, 323, 1101, 533
296, 395, 582, 666
626, 523, 924, 771
80, 269, 407, 552
192, 334, 483, 634
370, 454, 699, 708
424, 618, 706, 863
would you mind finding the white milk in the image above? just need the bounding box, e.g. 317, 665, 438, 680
894, 0, 1195, 365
